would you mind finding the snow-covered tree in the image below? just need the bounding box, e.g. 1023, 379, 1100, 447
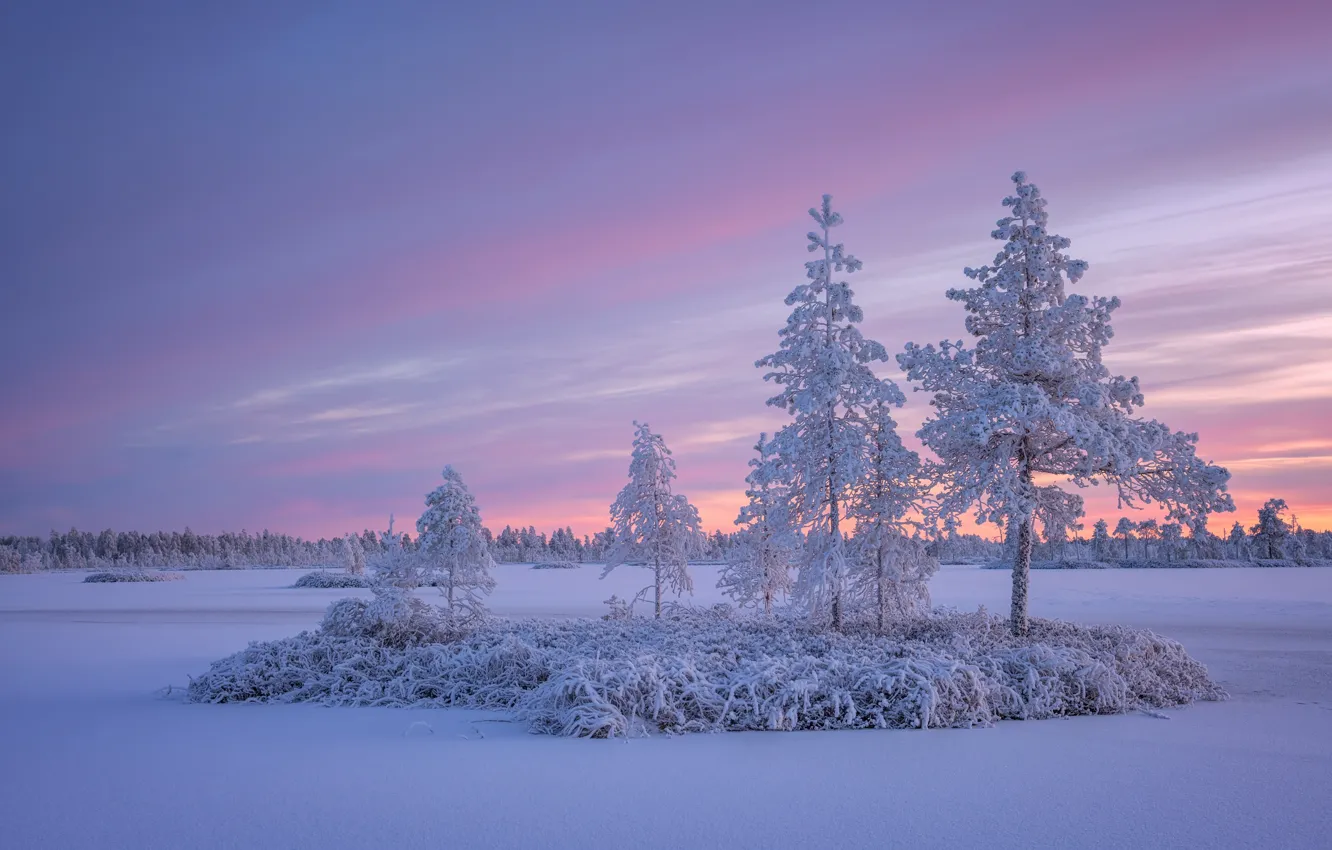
602, 422, 702, 618
416, 466, 497, 619
1091, 519, 1113, 560
1227, 521, 1249, 560
718, 434, 795, 616
1186, 514, 1216, 559
1250, 498, 1292, 560
1035, 489, 1083, 559
1113, 518, 1136, 560
1159, 522, 1183, 562
1137, 519, 1160, 559
758, 195, 906, 631
342, 534, 366, 575
846, 401, 933, 629
898, 172, 1233, 634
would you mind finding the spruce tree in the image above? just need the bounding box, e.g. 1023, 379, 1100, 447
758, 195, 907, 630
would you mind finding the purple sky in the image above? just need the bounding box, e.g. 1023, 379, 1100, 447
3, 0, 1331, 539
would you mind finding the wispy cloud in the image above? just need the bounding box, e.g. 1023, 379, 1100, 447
229, 357, 465, 411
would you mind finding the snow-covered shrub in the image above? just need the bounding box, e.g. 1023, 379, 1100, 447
84, 570, 183, 583
293, 570, 370, 589
321, 587, 473, 648
602, 595, 633, 621
188, 607, 1224, 737
531, 561, 580, 570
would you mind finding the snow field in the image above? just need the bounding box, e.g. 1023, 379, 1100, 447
1, 564, 1330, 848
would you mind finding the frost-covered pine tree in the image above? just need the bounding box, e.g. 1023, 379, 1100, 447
1035, 489, 1083, 560
368, 513, 419, 586
758, 195, 906, 631
1250, 498, 1292, 560
416, 466, 497, 619
898, 172, 1233, 635
1187, 514, 1219, 559
846, 401, 934, 629
1114, 518, 1136, 561
342, 534, 366, 575
603, 422, 703, 618
1160, 522, 1183, 562
1227, 521, 1249, 560
718, 434, 795, 616
1091, 519, 1113, 561
1137, 519, 1160, 559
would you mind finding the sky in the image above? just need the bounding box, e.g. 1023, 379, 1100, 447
3, 0, 1331, 540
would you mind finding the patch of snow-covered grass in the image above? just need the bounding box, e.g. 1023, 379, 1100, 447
187, 599, 1224, 737
292, 570, 370, 589
84, 570, 184, 583
530, 561, 581, 570
982, 559, 1332, 570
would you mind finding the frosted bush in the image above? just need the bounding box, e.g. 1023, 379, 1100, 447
602, 595, 634, 621
293, 570, 371, 589
531, 562, 580, 570
322, 587, 475, 648
84, 570, 183, 583
188, 603, 1224, 737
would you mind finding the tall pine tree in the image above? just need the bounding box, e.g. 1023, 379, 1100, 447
899, 173, 1232, 635
758, 195, 908, 631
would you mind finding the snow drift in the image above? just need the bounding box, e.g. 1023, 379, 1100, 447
187, 593, 1224, 737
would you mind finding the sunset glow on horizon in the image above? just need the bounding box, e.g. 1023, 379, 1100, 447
3, 1, 1331, 540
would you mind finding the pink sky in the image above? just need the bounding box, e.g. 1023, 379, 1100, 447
2, 1, 1331, 539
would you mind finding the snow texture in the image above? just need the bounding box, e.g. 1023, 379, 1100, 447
187, 600, 1223, 738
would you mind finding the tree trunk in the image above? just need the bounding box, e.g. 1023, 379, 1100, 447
876, 544, 886, 633
1012, 515, 1033, 636
654, 559, 662, 618
828, 439, 842, 633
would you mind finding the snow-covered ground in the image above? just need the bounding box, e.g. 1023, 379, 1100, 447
1, 564, 1329, 849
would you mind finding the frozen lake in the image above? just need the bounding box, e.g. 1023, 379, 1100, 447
1, 564, 1330, 849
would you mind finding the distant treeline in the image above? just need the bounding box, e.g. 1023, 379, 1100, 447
0, 524, 745, 572
1, 497, 1324, 573
998, 498, 1332, 563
